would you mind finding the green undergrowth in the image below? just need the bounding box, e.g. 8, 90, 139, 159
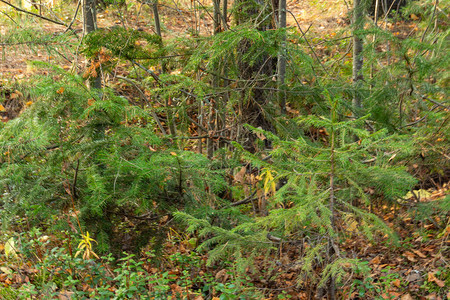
0, 228, 261, 299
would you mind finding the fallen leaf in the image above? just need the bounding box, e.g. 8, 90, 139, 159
428, 272, 445, 288
5, 237, 18, 258
412, 249, 427, 258
215, 269, 230, 283
388, 153, 397, 162
393, 278, 401, 287
401, 294, 414, 300
255, 127, 266, 140
0, 105, 5, 111
370, 256, 381, 264
0, 267, 12, 274
381, 291, 401, 299
406, 271, 422, 283
10, 90, 23, 99
234, 166, 246, 183
58, 290, 75, 300
403, 251, 417, 262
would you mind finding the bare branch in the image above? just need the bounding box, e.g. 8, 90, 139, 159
0, 0, 67, 27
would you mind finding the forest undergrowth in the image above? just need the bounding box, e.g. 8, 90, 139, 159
0, 0, 449, 298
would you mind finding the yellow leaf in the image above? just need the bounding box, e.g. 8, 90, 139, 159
262, 169, 277, 196
5, 237, 18, 258
170, 152, 177, 156
26, 101, 33, 107
405, 189, 432, 200
56, 87, 65, 94
0, 104, 5, 111
0, 266, 12, 274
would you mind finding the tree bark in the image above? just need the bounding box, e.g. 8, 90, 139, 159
82, 0, 97, 36
277, 0, 286, 114
83, 0, 101, 89
234, 0, 277, 151
213, 0, 222, 34
352, 0, 365, 116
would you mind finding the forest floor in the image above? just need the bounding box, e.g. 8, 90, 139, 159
0, 0, 449, 299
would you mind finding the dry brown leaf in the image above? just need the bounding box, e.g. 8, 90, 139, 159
412, 249, 427, 258
58, 290, 75, 300
403, 251, 417, 262
234, 166, 246, 183
393, 278, 401, 288
255, 127, 266, 140
428, 272, 445, 288
400, 294, 414, 300
215, 269, 230, 283
423, 245, 436, 252
370, 256, 381, 264
381, 291, 402, 299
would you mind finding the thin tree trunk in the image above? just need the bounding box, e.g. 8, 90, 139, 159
83, 0, 101, 89
277, 0, 286, 114
207, 0, 223, 158
222, 0, 228, 30
370, 0, 379, 91
327, 104, 337, 299
152, 0, 162, 38
82, 0, 96, 37
352, 0, 365, 116
213, 0, 221, 34
151, 1, 175, 136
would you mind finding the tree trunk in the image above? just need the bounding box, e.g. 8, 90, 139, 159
277, 0, 286, 114
83, 0, 101, 89
213, 0, 222, 34
83, 0, 97, 37
222, 0, 228, 30
234, 0, 278, 151
352, 0, 365, 116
